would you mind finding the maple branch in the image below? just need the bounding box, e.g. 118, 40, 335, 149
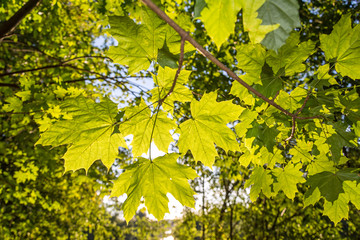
0, 110, 41, 115
286, 93, 309, 141
295, 93, 310, 115
285, 92, 322, 141
141, 0, 295, 118
0, 63, 118, 81
0, 82, 20, 89
285, 117, 296, 142
158, 35, 187, 106
61, 56, 111, 64
0, 64, 65, 77
0, 0, 42, 41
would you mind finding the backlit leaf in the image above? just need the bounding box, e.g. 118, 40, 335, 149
111, 154, 198, 222
178, 92, 244, 167
199, 0, 242, 49
245, 166, 274, 201
272, 163, 305, 199
320, 14, 360, 79
107, 8, 166, 74
37, 96, 127, 172
120, 99, 176, 157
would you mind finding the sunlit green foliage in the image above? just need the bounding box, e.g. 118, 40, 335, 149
2, 0, 360, 234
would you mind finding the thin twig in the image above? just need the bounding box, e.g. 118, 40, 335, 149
0, 82, 20, 89
295, 93, 311, 115
158, 35, 187, 106
0, 64, 65, 77
285, 93, 310, 141
285, 117, 296, 142
61, 56, 110, 64
296, 115, 323, 120
0, 110, 41, 115
192, 91, 203, 98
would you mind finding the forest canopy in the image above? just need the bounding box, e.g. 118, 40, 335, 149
1, 0, 360, 239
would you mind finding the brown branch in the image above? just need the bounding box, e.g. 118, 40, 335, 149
0, 110, 41, 115
61, 56, 111, 64
0, 64, 65, 77
285, 117, 296, 142
296, 115, 323, 120
0, 82, 20, 89
295, 93, 310, 115
285, 92, 323, 140
141, 0, 295, 118
0, 0, 42, 40
0, 63, 108, 78
3, 39, 60, 61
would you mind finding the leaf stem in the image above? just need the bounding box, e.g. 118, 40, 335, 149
285, 117, 296, 142
149, 104, 161, 162
158, 35, 187, 106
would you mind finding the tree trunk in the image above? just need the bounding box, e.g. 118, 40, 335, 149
202, 175, 206, 240
0, 0, 42, 40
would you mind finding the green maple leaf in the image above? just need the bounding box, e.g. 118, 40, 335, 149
266, 32, 315, 76
110, 154, 198, 222
306, 156, 336, 176
323, 193, 349, 225
272, 163, 305, 199
236, 44, 266, 85
305, 170, 359, 202
321, 179, 360, 224
245, 166, 274, 201
253, 63, 283, 98
177, 92, 244, 167
157, 41, 178, 69
310, 64, 338, 89
3, 96, 23, 113
199, 0, 242, 49
320, 14, 360, 79
36, 96, 127, 172
258, 0, 301, 50
230, 81, 256, 106
234, 109, 258, 137
194, 0, 206, 18
327, 122, 357, 161
107, 8, 166, 75
343, 181, 360, 209
120, 99, 176, 157
240, 0, 279, 44
304, 169, 360, 224
275, 87, 308, 112
150, 66, 193, 111
244, 122, 279, 153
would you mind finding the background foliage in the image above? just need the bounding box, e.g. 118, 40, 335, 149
1, 0, 360, 239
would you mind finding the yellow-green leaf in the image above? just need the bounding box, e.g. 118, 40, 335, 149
320, 14, 360, 79
36, 96, 127, 172
177, 92, 244, 167
120, 99, 176, 157
199, 0, 242, 49
111, 154, 198, 222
